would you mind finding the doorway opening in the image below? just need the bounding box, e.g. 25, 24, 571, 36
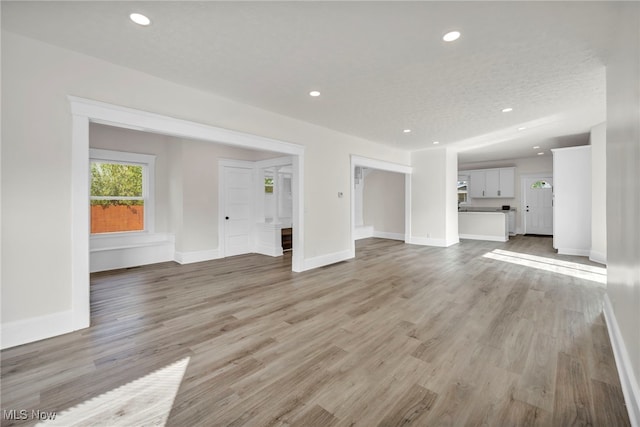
350, 155, 412, 255
71, 97, 305, 332
219, 156, 294, 259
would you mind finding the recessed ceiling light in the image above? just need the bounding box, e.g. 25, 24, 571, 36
533, 145, 540, 149
433, 141, 440, 145
443, 31, 461, 42
403, 129, 411, 133
502, 107, 513, 113
537, 152, 544, 155
518, 127, 527, 131
130, 13, 151, 26
309, 90, 321, 97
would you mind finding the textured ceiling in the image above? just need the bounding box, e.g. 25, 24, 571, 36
2, 1, 621, 161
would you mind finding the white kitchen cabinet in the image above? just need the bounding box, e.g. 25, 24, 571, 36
507, 210, 516, 235
466, 167, 515, 198
485, 170, 500, 197
469, 170, 486, 198
499, 168, 515, 197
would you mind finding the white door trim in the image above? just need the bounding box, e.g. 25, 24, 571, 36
350, 155, 413, 255
70, 96, 306, 332
521, 173, 553, 235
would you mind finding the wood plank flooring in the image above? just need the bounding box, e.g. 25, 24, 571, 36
1, 236, 630, 426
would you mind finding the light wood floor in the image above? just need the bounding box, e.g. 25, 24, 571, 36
1, 236, 630, 426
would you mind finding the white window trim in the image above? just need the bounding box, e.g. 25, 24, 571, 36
89, 148, 156, 237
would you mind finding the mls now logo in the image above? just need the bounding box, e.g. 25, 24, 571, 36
3, 410, 28, 420
3, 410, 56, 421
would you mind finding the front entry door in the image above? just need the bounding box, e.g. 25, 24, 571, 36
223, 166, 253, 256
524, 176, 553, 235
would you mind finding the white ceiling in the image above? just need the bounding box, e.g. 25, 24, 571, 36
2, 1, 620, 162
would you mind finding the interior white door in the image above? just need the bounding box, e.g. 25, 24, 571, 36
223, 166, 253, 256
524, 176, 553, 235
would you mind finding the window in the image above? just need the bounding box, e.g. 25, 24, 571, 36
531, 180, 552, 189
458, 176, 469, 204
264, 176, 274, 194
89, 149, 155, 234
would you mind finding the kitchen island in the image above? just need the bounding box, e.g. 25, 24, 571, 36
458, 210, 509, 242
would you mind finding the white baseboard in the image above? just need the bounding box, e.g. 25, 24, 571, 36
459, 233, 508, 243
603, 295, 640, 427
406, 236, 459, 247
253, 244, 284, 258
589, 250, 607, 265
557, 247, 591, 257
174, 249, 221, 264
1, 310, 74, 350
302, 249, 354, 271
354, 226, 374, 240
372, 230, 405, 241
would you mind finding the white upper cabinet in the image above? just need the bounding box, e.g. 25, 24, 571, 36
485, 170, 501, 197
469, 170, 486, 198
499, 168, 515, 198
466, 167, 515, 198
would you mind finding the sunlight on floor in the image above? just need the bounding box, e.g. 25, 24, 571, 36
483, 249, 607, 285
37, 357, 190, 426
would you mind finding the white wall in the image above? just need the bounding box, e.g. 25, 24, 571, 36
460, 155, 553, 234
590, 122, 607, 264
552, 146, 592, 256
604, 3, 640, 423
363, 169, 405, 237
410, 148, 458, 246
1, 31, 410, 328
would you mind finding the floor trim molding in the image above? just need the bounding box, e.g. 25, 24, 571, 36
556, 247, 591, 257
603, 294, 640, 427
354, 226, 374, 240
174, 249, 221, 265
302, 249, 354, 271
406, 236, 458, 247
589, 250, 607, 265
372, 231, 405, 241
459, 233, 508, 243
1, 310, 74, 350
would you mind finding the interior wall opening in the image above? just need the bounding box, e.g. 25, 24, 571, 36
353, 167, 406, 244
71, 96, 306, 332
89, 122, 296, 273
350, 155, 412, 256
